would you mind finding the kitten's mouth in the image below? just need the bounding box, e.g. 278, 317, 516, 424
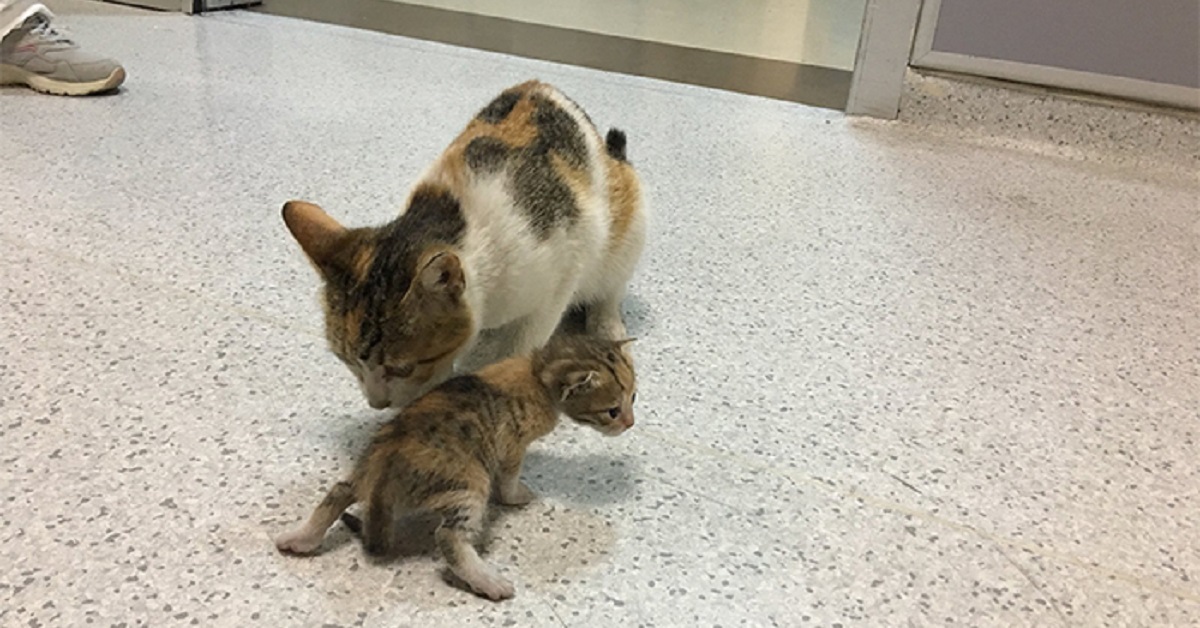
605, 423, 631, 437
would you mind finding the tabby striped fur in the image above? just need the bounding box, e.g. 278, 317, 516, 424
274, 334, 638, 600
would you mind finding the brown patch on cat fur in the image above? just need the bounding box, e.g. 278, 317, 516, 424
433, 82, 543, 195
338, 303, 366, 350
605, 159, 641, 249
472, 84, 541, 147
549, 152, 593, 201
350, 245, 377, 284
274, 334, 637, 601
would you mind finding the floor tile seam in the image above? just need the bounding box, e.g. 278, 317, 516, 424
635, 425, 1200, 604
541, 599, 569, 628
989, 538, 1073, 627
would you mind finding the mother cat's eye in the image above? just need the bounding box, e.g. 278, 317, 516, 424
384, 364, 414, 379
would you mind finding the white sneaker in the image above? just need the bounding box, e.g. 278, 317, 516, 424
0, 16, 125, 96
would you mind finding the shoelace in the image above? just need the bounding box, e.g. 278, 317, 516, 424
27, 17, 76, 46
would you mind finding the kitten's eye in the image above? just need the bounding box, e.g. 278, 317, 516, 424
607, 407, 620, 419
384, 364, 414, 379
631, 392, 637, 404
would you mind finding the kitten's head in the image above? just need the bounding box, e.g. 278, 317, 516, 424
282, 199, 474, 409
538, 335, 638, 436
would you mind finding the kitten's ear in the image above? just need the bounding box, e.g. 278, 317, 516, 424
282, 200, 347, 271
561, 370, 599, 401
605, 338, 636, 362
417, 249, 465, 297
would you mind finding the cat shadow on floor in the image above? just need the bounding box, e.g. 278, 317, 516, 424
308, 447, 638, 562
328, 411, 389, 459
521, 448, 639, 507
621, 293, 653, 338
305, 509, 442, 560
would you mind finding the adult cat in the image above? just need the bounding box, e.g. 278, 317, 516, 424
282, 80, 645, 409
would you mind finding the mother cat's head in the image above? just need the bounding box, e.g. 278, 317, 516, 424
281, 197, 474, 409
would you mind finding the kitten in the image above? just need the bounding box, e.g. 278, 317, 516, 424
274, 334, 638, 601
281, 80, 646, 409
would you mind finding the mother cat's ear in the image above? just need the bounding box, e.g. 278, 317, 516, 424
281, 200, 348, 271
417, 249, 465, 297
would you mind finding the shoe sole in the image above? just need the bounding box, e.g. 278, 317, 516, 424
0, 65, 125, 96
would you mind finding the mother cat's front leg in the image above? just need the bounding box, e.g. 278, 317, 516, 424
508, 294, 579, 357
581, 293, 629, 341
464, 292, 576, 368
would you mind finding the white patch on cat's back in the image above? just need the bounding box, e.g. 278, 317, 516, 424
455, 173, 603, 331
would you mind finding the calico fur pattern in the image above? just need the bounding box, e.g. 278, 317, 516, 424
281, 79, 645, 410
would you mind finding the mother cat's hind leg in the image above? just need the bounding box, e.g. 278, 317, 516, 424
276, 480, 357, 554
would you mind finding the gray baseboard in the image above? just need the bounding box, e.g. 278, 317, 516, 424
253, 0, 851, 111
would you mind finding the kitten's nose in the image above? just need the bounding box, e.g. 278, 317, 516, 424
621, 413, 634, 429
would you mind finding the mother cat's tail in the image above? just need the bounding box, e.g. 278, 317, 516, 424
605, 128, 628, 162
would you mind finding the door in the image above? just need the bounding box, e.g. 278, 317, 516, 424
911, 0, 1200, 110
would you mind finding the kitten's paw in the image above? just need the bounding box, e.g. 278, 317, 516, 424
463, 565, 515, 601
498, 482, 536, 506
275, 528, 322, 555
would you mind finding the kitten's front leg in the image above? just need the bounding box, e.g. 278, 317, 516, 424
276, 480, 356, 554
496, 454, 536, 506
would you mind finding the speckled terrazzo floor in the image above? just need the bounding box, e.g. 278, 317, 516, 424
3, 5, 1199, 628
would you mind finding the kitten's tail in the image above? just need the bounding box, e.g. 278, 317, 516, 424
340, 512, 364, 536
342, 510, 390, 557
605, 128, 628, 162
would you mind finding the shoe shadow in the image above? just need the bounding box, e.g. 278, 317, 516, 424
0, 85, 124, 97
